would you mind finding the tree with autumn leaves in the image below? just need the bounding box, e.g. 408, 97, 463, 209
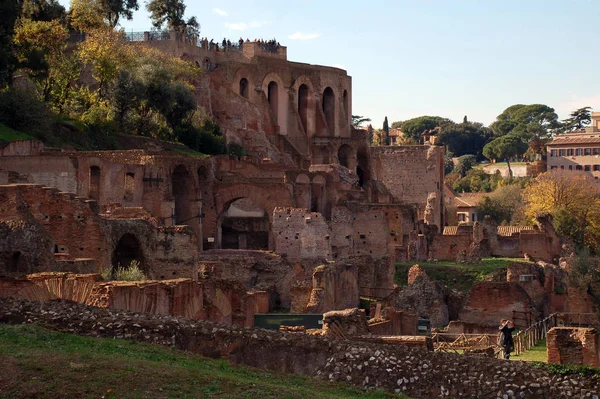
522, 170, 600, 253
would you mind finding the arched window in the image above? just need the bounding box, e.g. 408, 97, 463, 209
298, 84, 309, 133
322, 87, 335, 134
239, 78, 249, 98
268, 81, 279, 123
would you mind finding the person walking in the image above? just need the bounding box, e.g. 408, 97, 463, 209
499, 319, 515, 359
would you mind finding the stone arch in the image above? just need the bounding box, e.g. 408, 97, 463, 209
298, 84, 309, 134
89, 166, 101, 200
322, 87, 335, 135
239, 77, 249, 98
172, 164, 195, 225
337, 144, 356, 169
205, 184, 293, 250
261, 72, 287, 133
195, 60, 201, 68
294, 174, 311, 209
217, 198, 269, 250
111, 233, 145, 270
311, 175, 327, 214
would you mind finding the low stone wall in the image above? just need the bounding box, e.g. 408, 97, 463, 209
0, 273, 268, 327
1, 298, 599, 398
547, 327, 600, 366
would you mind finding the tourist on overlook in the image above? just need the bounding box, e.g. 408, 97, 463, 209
499, 319, 515, 360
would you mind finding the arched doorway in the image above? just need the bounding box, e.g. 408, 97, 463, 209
338, 144, 353, 168
268, 81, 279, 123
217, 198, 269, 250
311, 175, 326, 214
357, 150, 370, 188
322, 87, 335, 135
89, 166, 101, 200
111, 234, 144, 270
172, 165, 194, 225
239, 78, 249, 98
298, 84, 309, 134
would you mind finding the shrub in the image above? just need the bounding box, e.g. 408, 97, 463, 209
113, 260, 148, 281
0, 86, 53, 137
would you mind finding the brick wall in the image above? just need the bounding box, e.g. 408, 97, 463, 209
272, 208, 331, 261
547, 327, 600, 366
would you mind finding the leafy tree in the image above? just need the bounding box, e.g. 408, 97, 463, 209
452, 168, 499, 193
108, 68, 142, 127
351, 115, 371, 128
482, 135, 528, 178
391, 120, 402, 129
146, 0, 199, 35
399, 116, 452, 143
69, 0, 107, 30
101, 0, 138, 27
478, 184, 525, 225
490, 104, 561, 156
0, 0, 22, 87
13, 18, 70, 102
20, 0, 66, 22
453, 154, 477, 177
437, 120, 493, 158
562, 106, 592, 132
382, 116, 389, 145
523, 170, 600, 252
443, 152, 454, 175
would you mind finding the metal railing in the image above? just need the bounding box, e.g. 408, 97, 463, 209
125, 31, 146, 42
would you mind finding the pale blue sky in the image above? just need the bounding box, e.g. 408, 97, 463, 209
59, 0, 600, 127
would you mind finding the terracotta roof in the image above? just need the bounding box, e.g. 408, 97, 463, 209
443, 225, 536, 236
389, 128, 403, 137
454, 193, 486, 207
548, 136, 600, 146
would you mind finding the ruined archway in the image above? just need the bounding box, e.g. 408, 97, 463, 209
239, 78, 249, 98
311, 175, 326, 214
338, 144, 354, 168
357, 149, 371, 188
298, 84, 309, 134
89, 166, 101, 200
268, 81, 279, 123
217, 198, 269, 250
111, 233, 144, 270
172, 164, 194, 225
322, 87, 335, 135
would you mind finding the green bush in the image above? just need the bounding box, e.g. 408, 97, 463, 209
114, 260, 148, 281
176, 121, 226, 155
0, 86, 53, 137
228, 142, 247, 159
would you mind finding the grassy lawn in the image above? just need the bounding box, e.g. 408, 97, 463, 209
171, 147, 209, 158
395, 257, 531, 292
511, 339, 547, 363
0, 123, 35, 142
0, 324, 406, 399
482, 162, 528, 168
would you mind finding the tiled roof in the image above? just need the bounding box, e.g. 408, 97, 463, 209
454, 193, 486, 207
548, 136, 600, 146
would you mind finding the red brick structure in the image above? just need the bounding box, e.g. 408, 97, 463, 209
547, 327, 600, 366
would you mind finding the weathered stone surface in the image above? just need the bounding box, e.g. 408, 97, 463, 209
1, 297, 599, 399
547, 327, 600, 366
305, 261, 359, 313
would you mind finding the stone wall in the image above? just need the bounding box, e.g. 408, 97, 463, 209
1, 298, 599, 398
459, 282, 537, 327
371, 146, 444, 228
547, 327, 600, 366
272, 207, 331, 261
305, 261, 359, 313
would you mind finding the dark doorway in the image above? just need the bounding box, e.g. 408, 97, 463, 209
338, 144, 353, 168
240, 78, 249, 98
218, 198, 269, 250
89, 166, 101, 200
268, 81, 279, 123
172, 165, 193, 225
112, 234, 144, 269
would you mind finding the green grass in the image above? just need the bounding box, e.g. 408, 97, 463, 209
395, 257, 532, 292
511, 339, 547, 362
481, 162, 528, 168
0, 123, 35, 142
0, 324, 406, 399
172, 147, 208, 158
